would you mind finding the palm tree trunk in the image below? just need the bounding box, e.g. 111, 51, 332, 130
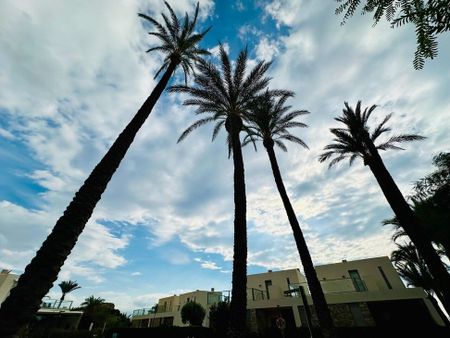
58, 293, 65, 309
0, 61, 177, 338
367, 149, 450, 314
427, 292, 450, 326
265, 142, 335, 338
228, 116, 247, 338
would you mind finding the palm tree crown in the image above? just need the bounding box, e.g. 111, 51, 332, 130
81, 296, 106, 308
138, 1, 210, 83
244, 90, 309, 150
171, 44, 272, 146
319, 101, 425, 167
58, 280, 81, 295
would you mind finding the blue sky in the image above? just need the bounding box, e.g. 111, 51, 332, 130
1, 0, 449, 312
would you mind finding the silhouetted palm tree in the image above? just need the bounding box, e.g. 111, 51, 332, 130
319, 101, 450, 314
58, 280, 81, 308
81, 296, 106, 308
384, 197, 450, 261
171, 45, 271, 338
0, 3, 210, 336
244, 90, 335, 338
391, 243, 450, 326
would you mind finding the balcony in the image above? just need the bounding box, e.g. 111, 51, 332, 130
40, 297, 73, 310
247, 288, 266, 301
132, 308, 156, 317
284, 277, 368, 298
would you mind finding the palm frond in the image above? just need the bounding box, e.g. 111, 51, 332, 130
321, 101, 425, 169
177, 117, 215, 143
139, 2, 210, 81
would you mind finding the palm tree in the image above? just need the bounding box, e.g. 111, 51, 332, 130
384, 197, 450, 261
171, 45, 271, 338
81, 296, 106, 308
58, 280, 81, 308
244, 90, 335, 337
391, 243, 450, 326
0, 3, 210, 336
319, 100, 450, 314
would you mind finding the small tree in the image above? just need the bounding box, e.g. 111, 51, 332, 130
181, 301, 206, 326
209, 301, 230, 337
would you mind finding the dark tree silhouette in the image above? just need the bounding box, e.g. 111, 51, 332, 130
391, 243, 450, 326
171, 45, 271, 338
57, 280, 81, 308
0, 3, 210, 337
244, 90, 335, 337
335, 0, 450, 69
181, 301, 206, 326
319, 101, 450, 314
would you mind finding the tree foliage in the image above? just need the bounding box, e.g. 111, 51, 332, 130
335, 0, 450, 69
384, 152, 450, 258
318, 101, 424, 167
209, 301, 230, 337
243, 89, 309, 151
171, 44, 272, 154
181, 302, 206, 326
138, 1, 210, 82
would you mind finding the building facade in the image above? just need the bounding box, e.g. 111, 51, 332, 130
246, 256, 445, 334
131, 289, 225, 328
0, 269, 19, 305
131, 256, 446, 332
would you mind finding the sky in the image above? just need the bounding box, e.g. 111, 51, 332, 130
0, 0, 449, 313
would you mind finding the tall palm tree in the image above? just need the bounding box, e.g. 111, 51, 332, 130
58, 280, 81, 308
171, 45, 271, 338
319, 101, 450, 314
391, 243, 450, 326
0, 3, 210, 336
244, 90, 335, 337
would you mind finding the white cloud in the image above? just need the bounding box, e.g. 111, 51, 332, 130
255, 37, 280, 61
194, 257, 222, 270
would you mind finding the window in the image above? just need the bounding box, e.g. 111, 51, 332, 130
348, 270, 367, 292
265, 280, 272, 300
349, 303, 365, 326
286, 277, 291, 288
378, 266, 392, 289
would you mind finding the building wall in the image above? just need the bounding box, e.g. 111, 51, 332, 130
315, 256, 405, 292
0, 270, 19, 305
132, 290, 222, 328
246, 257, 445, 329
247, 269, 305, 301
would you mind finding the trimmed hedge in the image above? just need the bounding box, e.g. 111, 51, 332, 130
109, 327, 212, 338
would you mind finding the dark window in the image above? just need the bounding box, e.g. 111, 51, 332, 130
349, 270, 367, 291
378, 266, 392, 289
349, 303, 366, 326
286, 277, 291, 288
265, 280, 272, 300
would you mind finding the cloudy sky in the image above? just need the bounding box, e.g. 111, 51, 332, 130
1, 0, 449, 312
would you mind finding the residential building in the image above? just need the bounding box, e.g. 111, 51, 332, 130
0, 269, 19, 305
246, 256, 446, 335
131, 289, 225, 328
131, 256, 446, 333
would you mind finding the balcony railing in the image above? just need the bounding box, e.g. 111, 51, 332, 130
247, 288, 265, 301
40, 298, 73, 310
132, 308, 156, 317
284, 277, 368, 298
